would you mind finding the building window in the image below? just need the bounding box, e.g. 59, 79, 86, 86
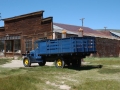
0, 35, 21, 54
6, 40, 13, 53
34, 42, 38, 49
14, 40, 21, 53
25, 39, 32, 51
0, 35, 21, 40
0, 40, 5, 56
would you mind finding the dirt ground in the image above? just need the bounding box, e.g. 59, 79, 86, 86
1, 59, 88, 68
1, 60, 54, 68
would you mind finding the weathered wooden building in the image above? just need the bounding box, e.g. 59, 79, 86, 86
0, 11, 120, 57
53, 23, 120, 57
0, 11, 53, 57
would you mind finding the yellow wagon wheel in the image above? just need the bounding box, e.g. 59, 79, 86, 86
23, 57, 31, 67
55, 57, 65, 68
57, 59, 62, 66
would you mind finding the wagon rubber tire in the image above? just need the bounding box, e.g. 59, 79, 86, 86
23, 57, 31, 67
72, 59, 77, 67
38, 60, 46, 66
55, 57, 65, 68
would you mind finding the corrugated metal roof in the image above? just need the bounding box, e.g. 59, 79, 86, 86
110, 31, 120, 37
53, 23, 118, 39
54, 23, 99, 34
53, 25, 77, 34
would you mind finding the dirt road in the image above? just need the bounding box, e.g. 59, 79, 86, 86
1, 60, 54, 68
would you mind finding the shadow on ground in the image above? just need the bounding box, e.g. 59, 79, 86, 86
66, 65, 103, 71
22, 64, 103, 71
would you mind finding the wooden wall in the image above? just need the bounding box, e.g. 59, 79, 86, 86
4, 15, 53, 36
95, 37, 120, 57
0, 27, 5, 37
4, 12, 53, 54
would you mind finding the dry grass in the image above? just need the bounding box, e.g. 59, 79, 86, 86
0, 57, 120, 90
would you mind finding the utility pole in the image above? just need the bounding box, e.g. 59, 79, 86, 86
104, 26, 107, 31
80, 18, 85, 27
0, 13, 2, 21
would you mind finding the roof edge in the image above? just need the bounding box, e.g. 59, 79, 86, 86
53, 22, 92, 29
2, 10, 44, 21
0, 26, 4, 29
42, 17, 53, 22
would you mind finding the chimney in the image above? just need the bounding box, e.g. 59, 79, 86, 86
78, 28, 83, 37
62, 30, 66, 38
53, 32, 56, 39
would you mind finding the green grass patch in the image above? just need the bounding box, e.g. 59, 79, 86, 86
0, 58, 12, 65
0, 75, 40, 90
72, 80, 120, 90
98, 68, 120, 74
0, 68, 23, 75
0, 57, 120, 90
84, 57, 120, 65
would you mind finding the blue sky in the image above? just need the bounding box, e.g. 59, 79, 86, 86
0, 0, 120, 29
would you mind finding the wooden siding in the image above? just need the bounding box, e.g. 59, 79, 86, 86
95, 37, 120, 57
0, 27, 5, 37
5, 15, 43, 34
2, 11, 53, 55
